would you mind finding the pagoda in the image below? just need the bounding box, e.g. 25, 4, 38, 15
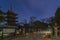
5, 6, 18, 27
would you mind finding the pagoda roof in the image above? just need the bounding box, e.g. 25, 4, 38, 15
0, 26, 18, 29
5, 19, 17, 21
6, 10, 17, 16
5, 16, 17, 19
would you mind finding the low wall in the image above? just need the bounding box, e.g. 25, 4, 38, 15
3, 29, 15, 34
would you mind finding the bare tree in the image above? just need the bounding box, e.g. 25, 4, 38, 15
29, 16, 36, 26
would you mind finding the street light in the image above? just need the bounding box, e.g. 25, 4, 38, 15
54, 23, 58, 39
1, 27, 3, 40
48, 25, 53, 40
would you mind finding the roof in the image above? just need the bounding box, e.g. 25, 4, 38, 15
0, 26, 18, 29
33, 20, 48, 29
6, 10, 17, 16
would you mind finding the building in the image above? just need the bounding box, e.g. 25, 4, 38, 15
5, 10, 18, 26
0, 9, 18, 38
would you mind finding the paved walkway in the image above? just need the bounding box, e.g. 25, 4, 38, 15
2, 33, 60, 40
5, 33, 51, 40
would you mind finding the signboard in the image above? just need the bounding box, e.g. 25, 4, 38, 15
3, 29, 15, 33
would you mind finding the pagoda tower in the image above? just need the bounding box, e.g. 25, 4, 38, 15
5, 5, 18, 27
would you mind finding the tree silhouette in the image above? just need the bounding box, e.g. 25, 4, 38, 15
0, 10, 5, 26
55, 7, 60, 26
33, 20, 48, 31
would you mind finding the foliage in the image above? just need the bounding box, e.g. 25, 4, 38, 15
0, 10, 5, 26
55, 7, 60, 25
0, 16, 4, 22
48, 7, 60, 26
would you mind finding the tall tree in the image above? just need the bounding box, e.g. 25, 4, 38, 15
29, 16, 36, 26
53, 7, 60, 38
0, 10, 5, 26
55, 7, 60, 26
0, 10, 5, 40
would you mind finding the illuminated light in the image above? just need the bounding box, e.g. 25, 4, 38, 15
16, 31, 19, 35
33, 32, 37, 34
25, 33, 29, 38
26, 33, 29, 36
43, 33, 50, 38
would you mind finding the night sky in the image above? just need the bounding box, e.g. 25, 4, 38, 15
0, 0, 60, 23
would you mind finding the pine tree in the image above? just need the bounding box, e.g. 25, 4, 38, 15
55, 7, 60, 25
0, 10, 5, 26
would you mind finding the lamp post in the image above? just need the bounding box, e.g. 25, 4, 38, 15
48, 25, 52, 40
1, 28, 3, 40
54, 23, 58, 39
